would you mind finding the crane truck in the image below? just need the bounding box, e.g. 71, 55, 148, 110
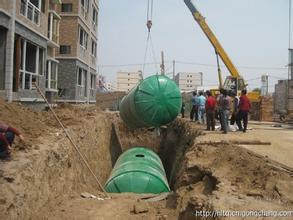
184, 0, 260, 101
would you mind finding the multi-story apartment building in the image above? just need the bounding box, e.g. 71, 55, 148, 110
0, 0, 61, 107
174, 72, 203, 92
116, 71, 143, 92
56, 0, 98, 103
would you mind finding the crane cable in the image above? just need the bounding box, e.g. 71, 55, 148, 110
146, 0, 153, 32
143, 0, 159, 75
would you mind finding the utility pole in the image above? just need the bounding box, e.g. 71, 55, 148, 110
172, 60, 175, 80
160, 51, 165, 75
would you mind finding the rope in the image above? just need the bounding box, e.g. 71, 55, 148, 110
142, 32, 159, 75
34, 83, 107, 195
149, 33, 159, 73
143, 0, 158, 75
142, 32, 151, 74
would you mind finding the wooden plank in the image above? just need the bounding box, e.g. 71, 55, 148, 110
197, 140, 271, 146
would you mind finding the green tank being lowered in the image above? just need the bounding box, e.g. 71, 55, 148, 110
119, 75, 182, 128
105, 147, 170, 194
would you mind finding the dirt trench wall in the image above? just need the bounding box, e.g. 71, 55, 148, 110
0, 113, 116, 219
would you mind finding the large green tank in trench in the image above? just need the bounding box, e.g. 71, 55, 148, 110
105, 147, 170, 194
119, 75, 182, 128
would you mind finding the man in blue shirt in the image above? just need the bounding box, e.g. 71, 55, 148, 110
197, 91, 206, 124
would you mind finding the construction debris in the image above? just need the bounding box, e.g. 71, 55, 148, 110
80, 192, 97, 199
196, 140, 271, 146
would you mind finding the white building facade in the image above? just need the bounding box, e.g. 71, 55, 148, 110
174, 72, 203, 92
116, 71, 143, 92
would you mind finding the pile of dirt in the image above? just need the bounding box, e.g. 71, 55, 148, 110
177, 122, 293, 218
0, 97, 51, 148
0, 98, 102, 148
43, 103, 102, 128
96, 92, 125, 110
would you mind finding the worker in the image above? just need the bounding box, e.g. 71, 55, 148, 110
190, 92, 199, 122
218, 89, 230, 134
205, 90, 217, 131
197, 91, 206, 124
181, 102, 186, 118
216, 89, 224, 130
230, 92, 239, 125
0, 123, 24, 158
236, 89, 251, 133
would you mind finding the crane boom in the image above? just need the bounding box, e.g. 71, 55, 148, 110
184, 0, 240, 78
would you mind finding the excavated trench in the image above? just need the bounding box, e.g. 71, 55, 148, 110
0, 112, 218, 219
108, 116, 217, 192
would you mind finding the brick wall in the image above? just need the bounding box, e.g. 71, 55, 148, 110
260, 96, 274, 122
57, 16, 78, 57
249, 96, 274, 122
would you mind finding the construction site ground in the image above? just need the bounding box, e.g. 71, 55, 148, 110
0, 98, 292, 219
199, 121, 293, 169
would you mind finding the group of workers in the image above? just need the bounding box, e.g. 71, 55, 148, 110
188, 89, 251, 134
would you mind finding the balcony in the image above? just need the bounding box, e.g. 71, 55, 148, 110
80, 6, 89, 20
47, 12, 60, 48
46, 59, 58, 92
91, 55, 96, 66
92, 21, 97, 32
20, 0, 40, 25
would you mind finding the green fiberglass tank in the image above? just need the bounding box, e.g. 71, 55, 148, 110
105, 147, 170, 194
119, 75, 182, 128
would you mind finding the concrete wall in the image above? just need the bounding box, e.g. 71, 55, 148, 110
15, 22, 47, 48
0, 27, 6, 90
57, 59, 77, 101
57, 59, 96, 102
0, 0, 10, 11
288, 80, 293, 114
274, 80, 288, 114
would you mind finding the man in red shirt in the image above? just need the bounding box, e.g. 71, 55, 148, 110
205, 90, 217, 131
0, 123, 25, 158
236, 90, 251, 133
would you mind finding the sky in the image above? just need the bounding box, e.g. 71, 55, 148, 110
98, 0, 291, 91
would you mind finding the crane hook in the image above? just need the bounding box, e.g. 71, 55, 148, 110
147, 20, 152, 32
